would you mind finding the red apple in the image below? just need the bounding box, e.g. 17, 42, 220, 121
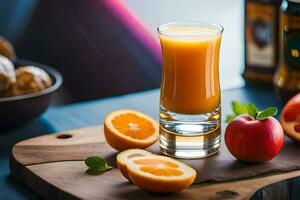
225, 115, 284, 163
280, 93, 300, 142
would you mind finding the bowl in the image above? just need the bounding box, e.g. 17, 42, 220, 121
0, 59, 62, 130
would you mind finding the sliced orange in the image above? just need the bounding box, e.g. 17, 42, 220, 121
104, 109, 159, 151
117, 149, 153, 180
126, 155, 196, 193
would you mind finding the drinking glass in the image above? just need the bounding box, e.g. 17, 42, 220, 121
158, 21, 223, 159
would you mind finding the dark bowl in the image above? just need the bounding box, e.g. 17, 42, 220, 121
0, 59, 62, 130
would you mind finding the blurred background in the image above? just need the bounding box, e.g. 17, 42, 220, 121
0, 0, 245, 104
1, 1, 300, 199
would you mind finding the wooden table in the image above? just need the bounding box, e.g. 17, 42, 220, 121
1, 85, 300, 199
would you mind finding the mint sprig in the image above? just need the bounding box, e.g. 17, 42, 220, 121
246, 102, 258, 118
256, 107, 278, 120
232, 101, 248, 115
226, 101, 278, 123
85, 156, 112, 175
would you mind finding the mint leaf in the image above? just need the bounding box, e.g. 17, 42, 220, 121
225, 101, 248, 123
85, 168, 107, 175
226, 114, 237, 123
85, 156, 112, 175
85, 156, 106, 169
226, 101, 278, 123
232, 101, 248, 115
247, 102, 258, 118
256, 107, 278, 120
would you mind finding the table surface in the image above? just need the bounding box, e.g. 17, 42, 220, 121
0, 85, 286, 199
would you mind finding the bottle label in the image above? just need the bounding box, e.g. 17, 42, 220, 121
246, 2, 276, 68
284, 29, 300, 70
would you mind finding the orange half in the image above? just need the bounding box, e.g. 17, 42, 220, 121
117, 149, 153, 180
126, 155, 196, 193
104, 109, 159, 151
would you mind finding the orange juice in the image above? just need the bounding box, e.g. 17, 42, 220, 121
159, 27, 222, 114
158, 22, 223, 159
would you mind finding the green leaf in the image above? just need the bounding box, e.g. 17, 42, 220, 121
232, 101, 248, 115
225, 101, 248, 123
256, 107, 278, 120
225, 101, 278, 123
85, 156, 112, 175
85, 166, 112, 175
247, 102, 258, 118
226, 114, 237, 123
85, 168, 107, 175
85, 156, 106, 169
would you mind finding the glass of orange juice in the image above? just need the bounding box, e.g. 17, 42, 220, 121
158, 21, 223, 159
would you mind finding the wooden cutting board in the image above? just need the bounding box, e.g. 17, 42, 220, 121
10, 126, 300, 200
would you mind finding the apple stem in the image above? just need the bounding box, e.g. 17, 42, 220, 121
249, 111, 259, 121
254, 112, 259, 120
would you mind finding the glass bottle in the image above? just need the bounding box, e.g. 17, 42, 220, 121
274, 0, 300, 103
244, 0, 281, 84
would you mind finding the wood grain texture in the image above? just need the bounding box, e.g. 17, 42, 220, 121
10, 126, 300, 200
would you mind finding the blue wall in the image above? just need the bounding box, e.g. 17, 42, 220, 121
0, 0, 37, 44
